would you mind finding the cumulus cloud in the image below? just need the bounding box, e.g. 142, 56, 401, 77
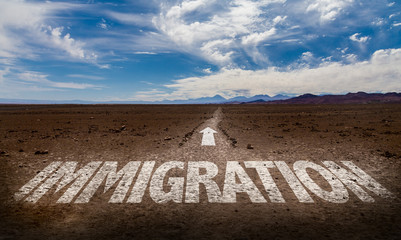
134, 48, 401, 100
152, 0, 286, 66
306, 0, 354, 22
45, 26, 97, 61
301, 51, 314, 61
349, 33, 370, 43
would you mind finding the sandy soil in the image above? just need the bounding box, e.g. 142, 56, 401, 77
1, 104, 400, 239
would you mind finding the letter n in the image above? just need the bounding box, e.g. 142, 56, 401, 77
323, 161, 394, 202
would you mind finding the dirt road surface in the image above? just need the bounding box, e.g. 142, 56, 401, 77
1, 104, 400, 239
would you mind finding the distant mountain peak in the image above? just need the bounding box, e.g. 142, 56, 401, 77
211, 94, 225, 99
297, 93, 318, 99
346, 91, 368, 96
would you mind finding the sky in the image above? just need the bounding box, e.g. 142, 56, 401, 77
0, 0, 400, 101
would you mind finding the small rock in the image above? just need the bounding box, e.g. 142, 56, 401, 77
19, 149, 24, 152
109, 129, 121, 133
35, 150, 49, 155
120, 125, 126, 131
164, 136, 172, 141
0, 151, 9, 156
247, 144, 254, 149
90, 117, 94, 119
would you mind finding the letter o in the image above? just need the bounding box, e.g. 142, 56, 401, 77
293, 161, 348, 203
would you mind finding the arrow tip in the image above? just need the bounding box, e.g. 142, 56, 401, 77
200, 127, 217, 133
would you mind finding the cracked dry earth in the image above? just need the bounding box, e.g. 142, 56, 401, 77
0, 104, 401, 239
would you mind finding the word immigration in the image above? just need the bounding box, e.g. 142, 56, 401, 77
14, 161, 394, 204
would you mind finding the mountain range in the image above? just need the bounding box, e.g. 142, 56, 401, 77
0, 92, 400, 104
259, 92, 401, 104
0, 94, 290, 104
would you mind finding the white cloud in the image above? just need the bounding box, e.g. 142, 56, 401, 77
372, 18, 386, 26
17, 71, 101, 90
134, 48, 401, 100
0, 0, 98, 64
349, 33, 370, 43
273, 15, 287, 25
200, 39, 235, 64
97, 64, 111, 69
50, 82, 99, 90
241, 28, 277, 45
133, 89, 170, 101
301, 51, 314, 61
97, 18, 110, 30
98, 24, 108, 30
393, 23, 401, 27
343, 53, 357, 63
166, 0, 208, 18
45, 26, 97, 61
203, 68, 212, 74
152, 0, 286, 66
133, 51, 157, 55
306, 0, 354, 22
18, 72, 49, 83
140, 81, 155, 85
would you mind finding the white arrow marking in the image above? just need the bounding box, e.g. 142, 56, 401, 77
200, 127, 217, 146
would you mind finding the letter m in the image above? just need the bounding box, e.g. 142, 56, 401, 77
75, 161, 141, 203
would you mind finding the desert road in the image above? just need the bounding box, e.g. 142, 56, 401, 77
1, 104, 401, 239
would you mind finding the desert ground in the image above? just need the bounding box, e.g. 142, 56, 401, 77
1, 104, 400, 239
